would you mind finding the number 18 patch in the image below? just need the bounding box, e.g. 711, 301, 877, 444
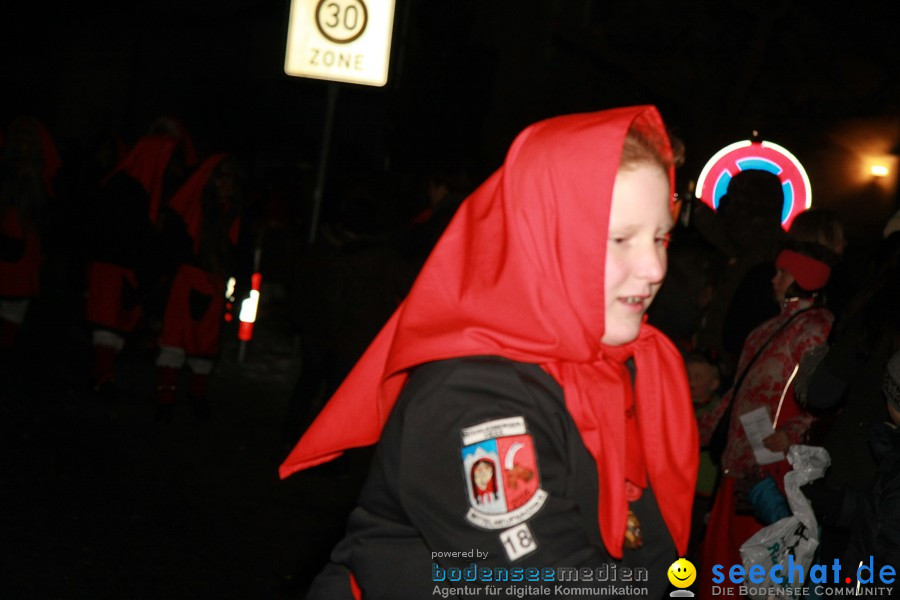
499, 523, 538, 561
460, 416, 548, 530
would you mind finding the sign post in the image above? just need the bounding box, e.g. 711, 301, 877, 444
284, 0, 397, 243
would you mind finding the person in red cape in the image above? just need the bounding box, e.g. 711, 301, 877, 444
282, 106, 698, 599
147, 116, 198, 172
0, 116, 61, 349
84, 133, 188, 395
153, 153, 241, 422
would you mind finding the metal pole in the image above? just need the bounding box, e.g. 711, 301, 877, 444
308, 83, 339, 245
238, 333, 248, 363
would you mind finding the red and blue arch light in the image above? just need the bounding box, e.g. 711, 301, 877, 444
695, 139, 812, 230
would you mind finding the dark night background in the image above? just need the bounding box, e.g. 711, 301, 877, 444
3, 0, 899, 240
2, 1, 899, 598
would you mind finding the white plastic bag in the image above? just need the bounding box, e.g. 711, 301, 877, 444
739, 445, 831, 600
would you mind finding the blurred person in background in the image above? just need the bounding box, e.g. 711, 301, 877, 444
699, 240, 834, 600
0, 116, 60, 350
787, 207, 852, 324
684, 349, 726, 556
283, 175, 412, 445
796, 231, 900, 569
154, 154, 242, 422
839, 349, 900, 593
396, 159, 473, 272
84, 132, 189, 397
692, 169, 788, 360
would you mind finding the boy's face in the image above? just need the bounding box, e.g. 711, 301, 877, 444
602, 163, 672, 347
686, 361, 719, 406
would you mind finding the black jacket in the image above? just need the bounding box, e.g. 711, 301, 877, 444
842, 422, 900, 590
306, 356, 677, 599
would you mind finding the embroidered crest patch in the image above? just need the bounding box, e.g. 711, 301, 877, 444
460, 416, 548, 529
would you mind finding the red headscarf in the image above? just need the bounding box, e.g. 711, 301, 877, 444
775, 249, 831, 291
168, 153, 240, 255
107, 135, 180, 223
280, 106, 698, 557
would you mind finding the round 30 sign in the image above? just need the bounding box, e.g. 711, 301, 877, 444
316, 0, 368, 44
285, 0, 395, 87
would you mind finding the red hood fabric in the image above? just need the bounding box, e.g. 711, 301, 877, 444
279, 106, 698, 558
168, 153, 240, 255
108, 136, 179, 223
775, 249, 831, 291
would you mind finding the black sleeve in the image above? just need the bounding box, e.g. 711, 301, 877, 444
335, 357, 641, 600
396, 358, 605, 568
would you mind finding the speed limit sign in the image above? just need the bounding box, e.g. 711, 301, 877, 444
285, 0, 396, 87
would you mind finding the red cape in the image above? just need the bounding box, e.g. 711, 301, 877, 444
107, 136, 179, 223
168, 153, 240, 255
280, 106, 698, 558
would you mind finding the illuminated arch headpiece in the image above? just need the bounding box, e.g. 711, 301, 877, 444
695, 138, 812, 230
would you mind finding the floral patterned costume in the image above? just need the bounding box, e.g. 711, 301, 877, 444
699, 297, 832, 600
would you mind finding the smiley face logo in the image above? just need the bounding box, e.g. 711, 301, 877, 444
668, 558, 696, 588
